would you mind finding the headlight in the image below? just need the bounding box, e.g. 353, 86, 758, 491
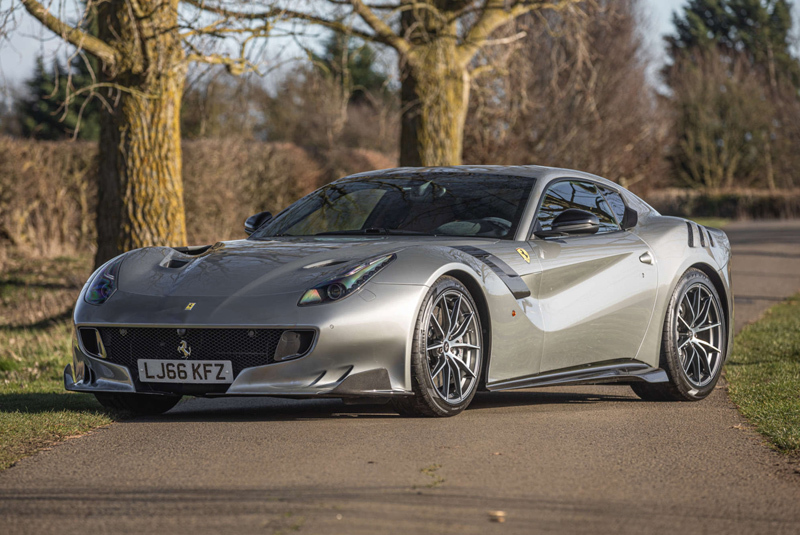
298, 253, 396, 306
84, 256, 125, 305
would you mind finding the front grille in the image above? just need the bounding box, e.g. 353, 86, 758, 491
97, 327, 285, 378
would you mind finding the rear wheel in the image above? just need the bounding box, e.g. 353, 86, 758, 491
392, 276, 483, 417
632, 268, 726, 401
95, 393, 182, 415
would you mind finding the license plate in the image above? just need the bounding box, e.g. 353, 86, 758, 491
138, 359, 233, 384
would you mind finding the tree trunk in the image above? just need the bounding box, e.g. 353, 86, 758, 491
400, 47, 470, 167
94, 1, 186, 267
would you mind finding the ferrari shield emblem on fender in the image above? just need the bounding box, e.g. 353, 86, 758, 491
185, 302, 196, 310
516, 248, 530, 263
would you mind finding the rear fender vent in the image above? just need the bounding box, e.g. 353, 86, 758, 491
686, 222, 694, 247
697, 224, 706, 247
707, 230, 715, 247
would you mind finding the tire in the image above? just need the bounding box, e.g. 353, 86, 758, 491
392, 276, 484, 417
95, 393, 182, 415
631, 268, 726, 402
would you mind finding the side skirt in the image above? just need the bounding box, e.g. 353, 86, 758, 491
486, 360, 668, 392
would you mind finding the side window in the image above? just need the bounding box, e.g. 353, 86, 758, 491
536, 180, 619, 233
536, 182, 576, 231
598, 186, 627, 226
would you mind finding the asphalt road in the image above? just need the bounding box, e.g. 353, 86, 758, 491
2, 221, 800, 534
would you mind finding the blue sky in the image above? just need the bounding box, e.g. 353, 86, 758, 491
0, 0, 691, 89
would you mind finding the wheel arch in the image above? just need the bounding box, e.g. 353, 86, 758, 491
441, 269, 493, 391
688, 262, 730, 331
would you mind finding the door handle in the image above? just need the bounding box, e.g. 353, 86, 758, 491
639, 252, 654, 265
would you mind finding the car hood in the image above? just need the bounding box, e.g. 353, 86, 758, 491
117, 237, 414, 298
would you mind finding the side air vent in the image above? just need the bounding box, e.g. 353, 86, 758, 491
697, 224, 706, 247
686, 221, 694, 247
708, 230, 715, 247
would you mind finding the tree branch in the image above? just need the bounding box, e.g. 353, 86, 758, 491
184, 0, 410, 52
350, 0, 410, 54
458, 0, 582, 68
21, 0, 118, 67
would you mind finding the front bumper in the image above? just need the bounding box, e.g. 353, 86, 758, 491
66, 282, 427, 397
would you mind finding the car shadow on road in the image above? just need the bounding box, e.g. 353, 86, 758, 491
130, 388, 639, 423
468, 389, 637, 411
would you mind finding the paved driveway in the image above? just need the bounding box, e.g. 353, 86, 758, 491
2, 221, 799, 534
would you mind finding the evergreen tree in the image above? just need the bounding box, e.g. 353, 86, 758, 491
667, 0, 800, 86
664, 0, 800, 190
15, 53, 101, 140
15, 1, 101, 140
313, 33, 389, 103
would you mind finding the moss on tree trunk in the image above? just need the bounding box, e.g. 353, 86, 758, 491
95, 75, 186, 264
94, 0, 187, 266
399, 8, 470, 167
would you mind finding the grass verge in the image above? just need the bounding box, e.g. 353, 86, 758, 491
1, 252, 114, 470
726, 293, 800, 454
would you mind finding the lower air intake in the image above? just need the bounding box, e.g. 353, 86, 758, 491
97, 327, 289, 378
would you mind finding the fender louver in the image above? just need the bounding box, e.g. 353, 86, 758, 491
686, 222, 695, 247
697, 224, 706, 247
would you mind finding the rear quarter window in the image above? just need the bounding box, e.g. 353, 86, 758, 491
599, 187, 627, 226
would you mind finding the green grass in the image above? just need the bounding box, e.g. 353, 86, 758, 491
690, 217, 731, 229
0, 380, 112, 470
0, 252, 114, 470
726, 293, 800, 453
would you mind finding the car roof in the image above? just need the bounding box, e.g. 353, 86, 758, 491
342, 165, 659, 222
345, 165, 619, 189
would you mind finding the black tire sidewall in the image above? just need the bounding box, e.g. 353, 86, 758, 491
662, 269, 726, 400
410, 276, 483, 416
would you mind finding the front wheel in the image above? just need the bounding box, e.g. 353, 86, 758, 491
95, 393, 182, 415
392, 276, 483, 417
632, 268, 727, 401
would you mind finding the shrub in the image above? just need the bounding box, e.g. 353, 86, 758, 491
0, 136, 396, 256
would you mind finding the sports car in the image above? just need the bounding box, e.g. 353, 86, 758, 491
66, 166, 733, 417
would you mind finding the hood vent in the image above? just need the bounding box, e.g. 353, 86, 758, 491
166, 259, 189, 269
303, 259, 348, 270
170, 244, 213, 256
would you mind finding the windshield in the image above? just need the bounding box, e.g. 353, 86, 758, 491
252, 173, 536, 239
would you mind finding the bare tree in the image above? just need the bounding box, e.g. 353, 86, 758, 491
188, 0, 589, 167
9, 0, 270, 265
666, 49, 775, 190
9, 0, 588, 265
465, 0, 666, 189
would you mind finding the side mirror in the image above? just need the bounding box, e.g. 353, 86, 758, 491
244, 211, 273, 236
535, 209, 599, 238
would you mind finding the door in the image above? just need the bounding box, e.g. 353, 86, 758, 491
529, 180, 658, 373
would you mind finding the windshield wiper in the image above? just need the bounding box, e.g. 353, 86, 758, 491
315, 228, 429, 236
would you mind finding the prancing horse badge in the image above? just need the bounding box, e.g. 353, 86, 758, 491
516, 248, 531, 263
185, 302, 196, 310
177, 340, 192, 359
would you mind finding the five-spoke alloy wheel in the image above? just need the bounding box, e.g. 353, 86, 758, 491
425, 289, 482, 404
675, 282, 724, 388
631, 268, 727, 401
393, 276, 483, 416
